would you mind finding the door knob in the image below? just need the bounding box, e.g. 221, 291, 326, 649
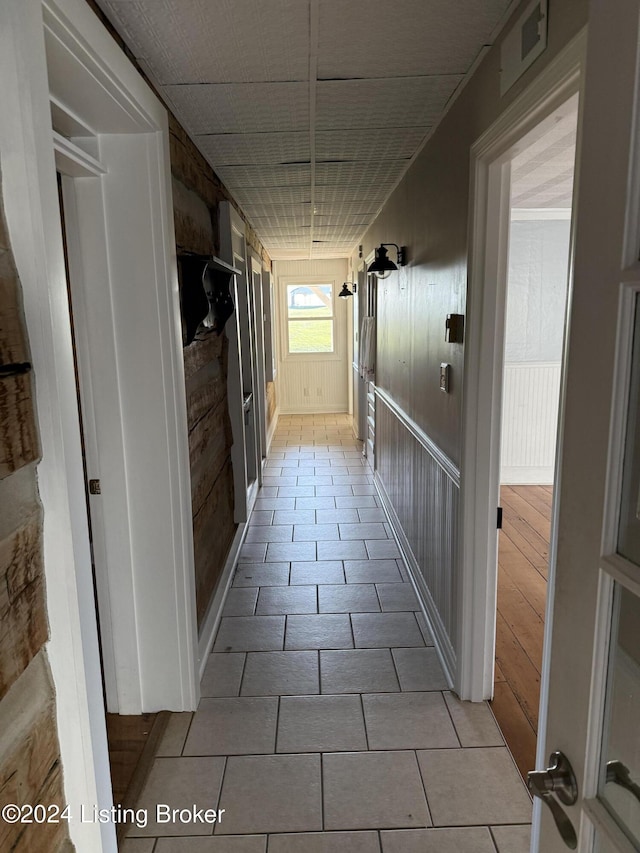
528, 751, 578, 849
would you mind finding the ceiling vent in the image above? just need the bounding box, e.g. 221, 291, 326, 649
500, 0, 548, 96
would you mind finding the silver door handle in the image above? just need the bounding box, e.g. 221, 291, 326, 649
606, 760, 640, 804
528, 751, 578, 849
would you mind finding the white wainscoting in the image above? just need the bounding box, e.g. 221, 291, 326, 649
375, 389, 460, 681
500, 361, 561, 484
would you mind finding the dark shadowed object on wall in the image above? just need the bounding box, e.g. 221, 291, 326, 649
178, 253, 241, 345
338, 282, 355, 298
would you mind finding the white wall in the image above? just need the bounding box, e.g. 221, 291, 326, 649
274, 258, 349, 413
501, 216, 571, 483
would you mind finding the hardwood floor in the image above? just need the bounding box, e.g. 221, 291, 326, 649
491, 484, 552, 779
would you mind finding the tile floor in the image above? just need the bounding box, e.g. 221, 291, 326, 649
123, 414, 532, 853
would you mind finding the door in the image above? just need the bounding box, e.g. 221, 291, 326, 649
536, 2, 640, 851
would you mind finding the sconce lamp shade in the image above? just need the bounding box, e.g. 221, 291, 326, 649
368, 243, 407, 279
338, 283, 354, 298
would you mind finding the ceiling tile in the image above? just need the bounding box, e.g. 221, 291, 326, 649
163, 82, 309, 134
316, 76, 463, 130
317, 0, 511, 78
215, 164, 311, 188
232, 187, 311, 205
196, 132, 310, 166
315, 160, 409, 187
316, 128, 429, 161
100, 0, 310, 83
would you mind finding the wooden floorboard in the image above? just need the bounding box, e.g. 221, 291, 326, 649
106, 712, 158, 806
491, 484, 552, 779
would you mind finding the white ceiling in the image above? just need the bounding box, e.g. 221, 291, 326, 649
98, 0, 515, 259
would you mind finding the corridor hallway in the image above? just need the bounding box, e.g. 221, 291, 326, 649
123, 414, 532, 853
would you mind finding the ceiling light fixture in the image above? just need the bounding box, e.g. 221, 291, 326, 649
338, 282, 355, 298
368, 243, 407, 279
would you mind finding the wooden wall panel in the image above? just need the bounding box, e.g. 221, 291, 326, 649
376, 394, 459, 666
266, 381, 277, 425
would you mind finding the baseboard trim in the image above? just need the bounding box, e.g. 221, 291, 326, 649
279, 405, 349, 414
197, 521, 248, 681
374, 471, 457, 687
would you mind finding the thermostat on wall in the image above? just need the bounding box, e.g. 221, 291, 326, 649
500, 0, 548, 96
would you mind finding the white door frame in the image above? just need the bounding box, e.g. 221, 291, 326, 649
1, 1, 197, 848
250, 250, 268, 467
458, 29, 586, 703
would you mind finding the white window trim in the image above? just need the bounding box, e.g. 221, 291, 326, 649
279, 275, 343, 362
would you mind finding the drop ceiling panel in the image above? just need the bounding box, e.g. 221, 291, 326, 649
232, 187, 311, 206
316, 128, 429, 162
196, 132, 310, 166
316, 76, 463, 130
317, 0, 511, 79
101, 0, 310, 84
314, 185, 393, 204
315, 160, 409, 187
163, 83, 309, 134
215, 164, 311, 188
312, 201, 381, 215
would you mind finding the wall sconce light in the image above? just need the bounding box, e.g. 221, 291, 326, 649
338, 282, 355, 298
367, 243, 407, 279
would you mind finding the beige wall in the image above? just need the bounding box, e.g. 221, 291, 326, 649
354, 0, 588, 467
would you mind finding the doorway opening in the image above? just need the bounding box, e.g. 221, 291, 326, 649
490, 95, 579, 777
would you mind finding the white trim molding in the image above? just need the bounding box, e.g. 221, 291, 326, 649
459, 28, 586, 708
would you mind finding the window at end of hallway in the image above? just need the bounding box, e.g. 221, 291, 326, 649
286, 283, 334, 354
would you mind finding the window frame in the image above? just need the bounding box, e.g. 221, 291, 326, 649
280, 276, 342, 362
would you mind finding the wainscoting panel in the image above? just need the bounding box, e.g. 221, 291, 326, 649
500, 362, 561, 484
375, 390, 460, 677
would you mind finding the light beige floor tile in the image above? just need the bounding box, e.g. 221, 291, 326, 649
491, 824, 531, 852
266, 541, 316, 562
339, 523, 387, 540
244, 526, 293, 543
320, 649, 400, 693
417, 748, 532, 825
129, 757, 225, 837
278, 485, 317, 496
357, 507, 386, 522
296, 476, 333, 486
293, 523, 339, 541
240, 650, 319, 695
318, 584, 380, 613
273, 509, 316, 525
157, 712, 193, 756
335, 496, 377, 508
217, 754, 322, 835
365, 540, 401, 559
269, 831, 380, 852
201, 653, 246, 697
254, 498, 295, 511
352, 613, 425, 648
332, 475, 370, 486
249, 510, 274, 526
380, 827, 496, 852
375, 583, 419, 612
315, 485, 354, 496
363, 692, 459, 749
277, 694, 367, 752
155, 837, 267, 853
352, 485, 377, 495
233, 564, 289, 587
240, 542, 267, 562
315, 508, 359, 524
290, 561, 345, 585
213, 616, 285, 652
391, 648, 446, 691
255, 586, 317, 615
121, 839, 156, 852
324, 751, 430, 830
222, 588, 258, 617
263, 476, 297, 488
318, 540, 368, 560
285, 614, 353, 650
344, 560, 403, 584
183, 697, 277, 755
443, 692, 504, 746
295, 497, 336, 509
